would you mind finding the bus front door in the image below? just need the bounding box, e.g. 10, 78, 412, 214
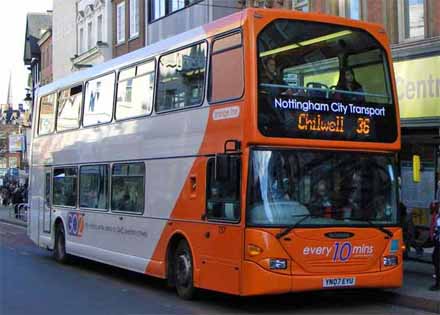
42, 169, 52, 234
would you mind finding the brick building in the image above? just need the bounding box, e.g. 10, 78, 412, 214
23, 12, 52, 103
112, 0, 146, 57
38, 29, 53, 86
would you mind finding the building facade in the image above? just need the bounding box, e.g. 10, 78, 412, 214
74, 0, 113, 68
112, 0, 146, 57
38, 30, 53, 86
146, 0, 242, 45
52, 0, 77, 80
23, 12, 52, 101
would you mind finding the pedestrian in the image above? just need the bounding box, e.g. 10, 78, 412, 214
430, 201, 440, 291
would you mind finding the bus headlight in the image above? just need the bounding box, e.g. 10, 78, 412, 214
269, 258, 288, 270
383, 255, 398, 266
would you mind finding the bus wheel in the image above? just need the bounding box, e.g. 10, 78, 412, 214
174, 240, 196, 299
54, 223, 69, 264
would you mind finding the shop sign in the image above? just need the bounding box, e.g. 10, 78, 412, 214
394, 56, 440, 119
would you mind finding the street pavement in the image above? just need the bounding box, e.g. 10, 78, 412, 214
0, 206, 439, 315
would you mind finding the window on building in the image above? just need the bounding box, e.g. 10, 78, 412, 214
87, 21, 93, 49
83, 72, 115, 126
171, 0, 185, 11
53, 167, 78, 207
57, 85, 82, 132
0, 158, 7, 169
130, 0, 139, 38
209, 32, 244, 103
404, 0, 425, 39
116, 60, 155, 120
117, 2, 126, 43
156, 42, 207, 111
206, 158, 241, 222
38, 93, 57, 135
150, 0, 200, 22
152, 0, 166, 20
292, 0, 309, 12
97, 15, 103, 42
79, 28, 84, 53
345, 0, 361, 20
111, 163, 145, 213
80, 165, 109, 210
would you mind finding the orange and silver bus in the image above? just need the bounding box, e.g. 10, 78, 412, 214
28, 8, 402, 299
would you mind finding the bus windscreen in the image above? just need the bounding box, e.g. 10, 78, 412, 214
257, 20, 397, 143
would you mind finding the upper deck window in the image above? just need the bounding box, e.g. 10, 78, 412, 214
57, 85, 82, 132
83, 72, 115, 127
156, 42, 207, 112
257, 20, 397, 143
116, 60, 155, 120
38, 93, 57, 136
209, 32, 244, 103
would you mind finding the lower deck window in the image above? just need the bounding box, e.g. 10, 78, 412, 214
53, 167, 78, 207
80, 165, 109, 210
111, 163, 145, 213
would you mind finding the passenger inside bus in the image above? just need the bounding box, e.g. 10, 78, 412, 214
260, 57, 293, 96
309, 180, 334, 218
335, 67, 365, 102
269, 154, 292, 202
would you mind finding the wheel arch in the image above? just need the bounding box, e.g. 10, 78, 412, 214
165, 230, 196, 287
52, 216, 66, 250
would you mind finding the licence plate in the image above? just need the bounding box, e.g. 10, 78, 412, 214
323, 277, 356, 288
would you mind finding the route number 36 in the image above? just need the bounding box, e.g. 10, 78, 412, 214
356, 118, 370, 135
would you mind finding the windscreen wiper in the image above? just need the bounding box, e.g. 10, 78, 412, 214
276, 214, 316, 239
276, 209, 349, 239
349, 217, 393, 238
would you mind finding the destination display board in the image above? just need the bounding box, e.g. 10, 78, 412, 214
258, 94, 398, 143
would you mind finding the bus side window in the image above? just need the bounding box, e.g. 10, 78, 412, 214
209, 32, 244, 103
38, 93, 57, 136
80, 164, 109, 210
111, 163, 145, 214
57, 85, 82, 132
53, 167, 78, 207
83, 72, 115, 127
206, 158, 240, 222
116, 60, 155, 120
156, 42, 207, 112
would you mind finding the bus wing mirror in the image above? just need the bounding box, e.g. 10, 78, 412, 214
412, 155, 420, 183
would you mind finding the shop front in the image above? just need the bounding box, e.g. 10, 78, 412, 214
394, 54, 440, 253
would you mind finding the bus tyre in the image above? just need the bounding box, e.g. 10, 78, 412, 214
54, 223, 69, 264
174, 240, 196, 299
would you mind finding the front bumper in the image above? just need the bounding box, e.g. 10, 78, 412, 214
240, 260, 403, 296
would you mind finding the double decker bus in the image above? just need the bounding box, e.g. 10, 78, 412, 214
28, 8, 402, 299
